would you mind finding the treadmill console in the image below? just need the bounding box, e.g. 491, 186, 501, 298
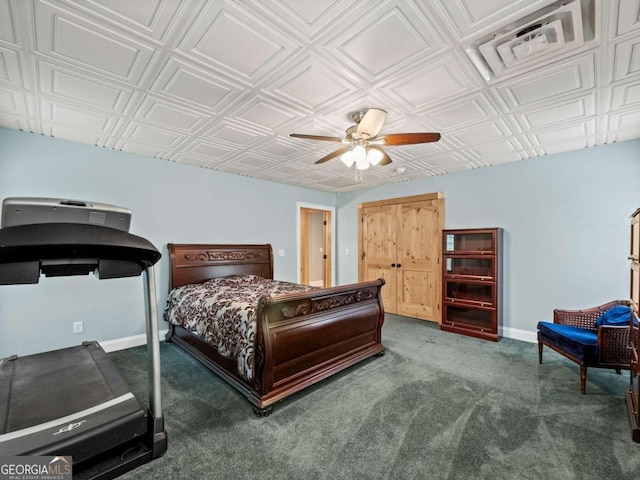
1, 197, 131, 232
0, 197, 158, 284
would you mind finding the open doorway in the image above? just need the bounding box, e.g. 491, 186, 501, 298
297, 203, 334, 287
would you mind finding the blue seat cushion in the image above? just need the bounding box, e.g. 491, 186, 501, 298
537, 321, 598, 365
594, 305, 632, 328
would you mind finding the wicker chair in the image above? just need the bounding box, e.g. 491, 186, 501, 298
537, 300, 634, 394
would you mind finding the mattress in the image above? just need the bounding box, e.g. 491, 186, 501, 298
164, 275, 315, 380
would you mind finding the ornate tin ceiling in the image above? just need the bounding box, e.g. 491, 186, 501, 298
0, 0, 639, 192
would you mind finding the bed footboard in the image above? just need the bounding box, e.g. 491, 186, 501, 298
252, 279, 385, 409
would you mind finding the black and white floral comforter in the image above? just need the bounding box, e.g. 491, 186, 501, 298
164, 275, 315, 381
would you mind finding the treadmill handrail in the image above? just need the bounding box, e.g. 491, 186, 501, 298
0, 223, 160, 284
0, 223, 160, 266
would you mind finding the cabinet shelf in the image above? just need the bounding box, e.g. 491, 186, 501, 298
445, 279, 495, 306
444, 256, 495, 280
444, 230, 495, 255
441, 228, 502, 341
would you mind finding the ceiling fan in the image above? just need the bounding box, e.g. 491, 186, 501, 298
290, 108, 441, 169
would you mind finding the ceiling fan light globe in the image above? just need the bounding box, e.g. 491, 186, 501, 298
352, 145, 366, 162
355, 155, 369, 170
366, 148, 384, 166
340, 150, 354, 167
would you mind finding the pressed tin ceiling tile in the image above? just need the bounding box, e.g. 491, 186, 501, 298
0, 0, 637, 192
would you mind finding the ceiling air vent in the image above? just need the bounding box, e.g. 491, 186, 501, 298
465, 0, 598, 82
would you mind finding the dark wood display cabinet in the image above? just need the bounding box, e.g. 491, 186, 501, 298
441, 228, 502, 341
627, 208, 640, 443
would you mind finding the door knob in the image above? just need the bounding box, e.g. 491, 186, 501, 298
396, 264, 402, 268
391, 263, 396, 267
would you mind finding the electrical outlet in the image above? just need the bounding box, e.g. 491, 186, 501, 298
73, 321, 83, 334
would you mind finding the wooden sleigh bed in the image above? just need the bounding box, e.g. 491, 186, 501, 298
164, 243, 385, 415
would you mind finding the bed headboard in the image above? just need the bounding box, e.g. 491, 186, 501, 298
168, 244, 274, 289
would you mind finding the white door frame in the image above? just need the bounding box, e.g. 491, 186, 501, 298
296, 202, 336, 286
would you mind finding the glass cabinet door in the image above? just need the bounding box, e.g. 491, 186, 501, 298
445, 280, 495, 306
445, 257, 495, 279
444, 231, 495, 254
444, 304, 495, 331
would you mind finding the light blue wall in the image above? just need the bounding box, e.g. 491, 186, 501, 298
2, 127, 639, 354
0, 128, 334, 356
335, 139, 640, 339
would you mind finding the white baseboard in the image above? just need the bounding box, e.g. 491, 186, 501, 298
502, 326, 537, 343
100, 329, 168, 353
99, 326, 537, 353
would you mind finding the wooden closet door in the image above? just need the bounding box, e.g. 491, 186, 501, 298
359, 193, 444, 322
396, 199, 443, 321
360, 204, 398, 313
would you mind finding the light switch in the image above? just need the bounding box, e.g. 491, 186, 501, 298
278, 249, 285, 257
345, 248, 350, 255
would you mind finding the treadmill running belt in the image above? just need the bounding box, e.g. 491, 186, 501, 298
2, 343, 132, 431
0, 342, 148, 462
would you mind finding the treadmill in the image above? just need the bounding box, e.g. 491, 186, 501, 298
0, 198, 167, 479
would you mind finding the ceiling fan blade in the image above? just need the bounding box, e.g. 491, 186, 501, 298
380, 132, 441, 146
368, 146, 392, 165
315, 146, 351, 164
357, 108, 386, 138
290, 133, 344, 142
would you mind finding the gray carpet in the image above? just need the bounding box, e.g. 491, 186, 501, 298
111, 315, 640, 480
